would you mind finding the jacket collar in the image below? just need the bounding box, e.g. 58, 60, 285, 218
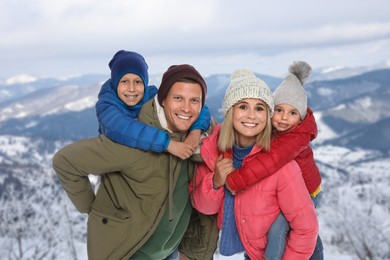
154, 96, 171, 133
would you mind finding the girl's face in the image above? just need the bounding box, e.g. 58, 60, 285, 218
117, 73, 145, 106
232, 98, 268, 147
272, 103, 302, 132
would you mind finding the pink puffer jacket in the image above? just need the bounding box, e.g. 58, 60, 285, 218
190, 124, 318, 260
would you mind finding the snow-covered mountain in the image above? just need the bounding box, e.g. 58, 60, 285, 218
0, 67, 389, 259
310, 60, 390, 81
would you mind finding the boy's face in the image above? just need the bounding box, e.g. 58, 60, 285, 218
272, 103, 302, 132
162, 81, 202, 133
117, 73, 145, 106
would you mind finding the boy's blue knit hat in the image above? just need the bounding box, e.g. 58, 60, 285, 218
108, 50, 149, 90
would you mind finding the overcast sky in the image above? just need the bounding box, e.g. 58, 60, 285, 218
1, 0, 389, 79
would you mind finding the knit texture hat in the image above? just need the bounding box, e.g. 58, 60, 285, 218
222, 69, 274, 117
109, 50, 149, 90
273, 61, 312, 119
158, 64, 207, 107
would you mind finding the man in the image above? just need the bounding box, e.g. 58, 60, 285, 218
52, 64, 218, 260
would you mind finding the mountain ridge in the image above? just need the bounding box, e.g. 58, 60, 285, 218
1, 68, 389, 153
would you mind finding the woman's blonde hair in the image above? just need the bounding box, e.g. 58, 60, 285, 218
217, 103, 272, 152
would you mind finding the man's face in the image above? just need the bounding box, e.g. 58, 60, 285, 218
162, 81, 203, 133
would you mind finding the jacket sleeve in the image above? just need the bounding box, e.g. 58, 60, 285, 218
295, 146, 322, 194
190, 162, 225, 215
96, 82, 170, 152
226, 131, 312, 192
189, 105, 211, 132
276, 161, 318, 259
52, 135, 137, 214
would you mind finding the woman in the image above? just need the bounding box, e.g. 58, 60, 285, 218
190, 69, 318, 259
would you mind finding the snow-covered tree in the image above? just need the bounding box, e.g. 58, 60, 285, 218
0, 162, 85, 260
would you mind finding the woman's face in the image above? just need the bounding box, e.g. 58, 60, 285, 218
232, 98, 268, 147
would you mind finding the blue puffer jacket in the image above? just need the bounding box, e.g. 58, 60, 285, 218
95, 79, 211, 152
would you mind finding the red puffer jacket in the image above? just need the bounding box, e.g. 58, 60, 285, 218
226, 107, 322, 194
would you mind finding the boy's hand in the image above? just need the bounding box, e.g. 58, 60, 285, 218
167, 140, 195, 160
184, 129, 202, 150
213, 155, 234, 188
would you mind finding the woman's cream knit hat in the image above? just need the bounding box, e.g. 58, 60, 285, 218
222, 69, 274, 117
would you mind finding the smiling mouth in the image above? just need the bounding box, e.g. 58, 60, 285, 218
277, 122, 289, 128
177, 114, 191, 120
242, 122, 257, 127
125, 94, 138, 98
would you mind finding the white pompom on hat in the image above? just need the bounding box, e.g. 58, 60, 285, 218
273, 61, 312, 119
222, 69, 274, 117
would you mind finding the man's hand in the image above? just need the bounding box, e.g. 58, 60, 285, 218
167, 140, 195, 160
213, 155, 234, 189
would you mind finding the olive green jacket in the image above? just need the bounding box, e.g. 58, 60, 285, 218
53, 98, 218, 260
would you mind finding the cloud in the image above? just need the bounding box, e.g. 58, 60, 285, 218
0, 0, 389, 78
